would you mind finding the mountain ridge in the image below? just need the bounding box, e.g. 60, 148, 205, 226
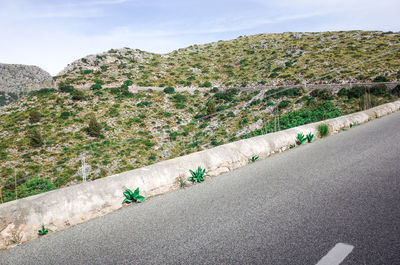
55, 30, 400, 89
0, 63, 53, 105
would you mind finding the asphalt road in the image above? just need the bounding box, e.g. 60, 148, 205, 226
1, 111, 400, 265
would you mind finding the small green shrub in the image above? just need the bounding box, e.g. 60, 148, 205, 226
296, 133, 306, 145
200, 81, 212, 88
91, 83, 102, 90
206, 101, 216, 115
122, 188, 145, 203
318, 124, 329, 137
188, 166, 207, 183
290, 144, 296, 149
88, 117, 102, 137
72, 89, 85, 101
38, 225, 48, 236
58, 82, 74, 93
27, 128, 44, 147
17, 176, 55, 198
277, 100, 291, 109
29, 110, 41, 123
60, 111, 72, 120
163, 86, 175, 94
391, 85, 400, 97
337, 88, 348, 97
373, 76, 389, 82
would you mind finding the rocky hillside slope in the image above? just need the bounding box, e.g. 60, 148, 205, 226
55, 31, 400, 89
1, 80, 399, 203
0, 63, 53, 105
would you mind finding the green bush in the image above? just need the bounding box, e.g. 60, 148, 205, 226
17, 176, 55, 199
318, 124, 329, 137
200, 81, 212, 88
29, 110, 41, 123
206, 101, 216, 115
392, 84, 400, 97
123, 80, 133, 86
170, 94, 187, 103
337, 88, 347, 97
277, 100, 291, 109
27, 128, 44, 147
310, 89, 334, 100
347, 86, 366, 99
214, 88, 238, 102
72, 89, 85, 100
58, 82, 74, 93
60, 111, 72, 120
264, 87, 303, 99
373, 76, 389, 82
88, 117, 102, 137
369, 84, 389, 97
91, 80, 103, 90
91, 83, 102, 90
163, 86, 175, 94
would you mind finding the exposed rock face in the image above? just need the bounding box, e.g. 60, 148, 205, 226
0, 63, 53, 105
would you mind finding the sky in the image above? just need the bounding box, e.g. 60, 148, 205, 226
0, 0, 399, 75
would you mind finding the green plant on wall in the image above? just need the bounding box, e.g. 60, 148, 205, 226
188, 166, 207, 183
318, 124, 329, 137
296, 133, 307, 145
122, 188, 145, 203
38, 225, 48, 236
251, 156, 259, 162
306, 133, 314, 143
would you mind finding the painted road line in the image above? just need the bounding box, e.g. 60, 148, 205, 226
316, 243, 354, 265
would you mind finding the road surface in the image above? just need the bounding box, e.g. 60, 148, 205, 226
1, 111, 400, 265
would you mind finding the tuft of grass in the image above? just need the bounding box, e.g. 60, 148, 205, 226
317, 124, 329, 137
179, 176, 186, 187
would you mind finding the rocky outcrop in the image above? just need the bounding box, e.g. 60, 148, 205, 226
0, 63, 53, 105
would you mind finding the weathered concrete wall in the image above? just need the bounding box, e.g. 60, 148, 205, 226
1, 100, 400, 249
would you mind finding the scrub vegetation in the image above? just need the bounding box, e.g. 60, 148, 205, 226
1, 30, 400, 203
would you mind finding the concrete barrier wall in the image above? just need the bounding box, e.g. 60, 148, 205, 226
1, 100, 400, 249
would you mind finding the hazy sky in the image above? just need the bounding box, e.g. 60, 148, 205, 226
0, 0, 399, 75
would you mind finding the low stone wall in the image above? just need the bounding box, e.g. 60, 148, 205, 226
1, 100, 400, 250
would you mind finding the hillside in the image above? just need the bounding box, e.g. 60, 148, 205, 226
0, 63, 53, 106
55, 31, 400, 89
1, 30, 400, 203
1, 80, 399, 203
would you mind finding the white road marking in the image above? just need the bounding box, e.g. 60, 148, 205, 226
316, 243, 354, 265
